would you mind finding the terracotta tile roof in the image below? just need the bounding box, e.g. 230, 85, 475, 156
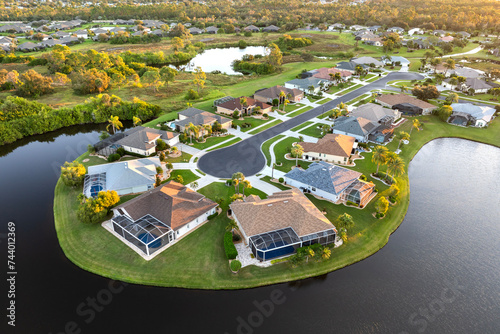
254, 85, 303, 99
177, 109, 231, 128
217, 96, 271, 112
311, 67, 352, 80
376, 93, 436, 110
299, 134, 355, 158
115, 181, 218, 231
230, 188, 335, 237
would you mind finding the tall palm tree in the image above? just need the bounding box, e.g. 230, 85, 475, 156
308, 85, 315, 95
232, 172, 245, 194
444, 58, 455, 76
278, 91, 286, 109
190, 181, 199, 191
282, 99, 289, 112
226, 220, 239, 236
386, 156, 406, 183
106, 116, 123, 134
446, 92, 459, 104
410, 119, 421, 135
203, 124, 212, 137
187, 122, 198, 144
337, 102, 348, 114
232, 178, 240, 195
291, 144, 304, 166
371, 145, 389, 175
241, 179, 252, 197
396, 131, 410, 151
334, 72, 342, 84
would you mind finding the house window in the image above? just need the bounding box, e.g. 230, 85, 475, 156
176, 231, 179, 235
312, 187, 316, 191
187, 224, 190, 229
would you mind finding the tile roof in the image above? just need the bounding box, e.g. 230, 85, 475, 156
115, 181, 217, 231
350, 103, 399, 123
285, 161, 362, 196
176, 110, 231, 128
285, 77, 324, 90
450, 103, 495, 123
254, 85, 303, 99
116, 126, 178, 150
217, 96, 271, 111
376, 93, 436, 110
464, 78, 491, 90
311, 67, 352, 80
336, 61, 369, 72
230, 188, 335, 238
298, 134, 355, 158
332, 116, 379, 137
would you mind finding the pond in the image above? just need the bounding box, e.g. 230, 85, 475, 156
175, 46, 268, 75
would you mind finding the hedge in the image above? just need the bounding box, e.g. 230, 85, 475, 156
224, 232, 238, 260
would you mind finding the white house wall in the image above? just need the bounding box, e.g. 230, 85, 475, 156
284, 178, 339, 202
174, 207, 217, 239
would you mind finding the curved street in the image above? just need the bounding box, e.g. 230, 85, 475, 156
197, 71, 424, 178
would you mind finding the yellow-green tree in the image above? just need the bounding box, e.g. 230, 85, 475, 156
60, 161, 86, 187
192, 66, 206, 94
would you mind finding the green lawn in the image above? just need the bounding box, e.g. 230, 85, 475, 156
282, 103, 304, 113
198, 182, 268, 204
206, 137, 242, 151
165, 170, 200, 185
261, 135, 286, 166
273, 136, 312, 172
291, 121, 314, 132
260, 176, 291, 191
317, 97, 333, 105
166, 151, 192, 163
328, 82, 355, 94
191, 135, 235, 150
338, 83, 363, 95
232, 116, 272, 132
288, 106, 314, 117
299, 123, 329, 138
247, 119, 282, 134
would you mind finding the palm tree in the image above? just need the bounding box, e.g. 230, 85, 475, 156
241, 179, 252, 197
186, 122, 198, 144
226, 220, 239, 236
321, 246, 331, 260
410, 119, 421, 135
308, 85, 315, 95
334, 72, 342, 85
445, 92, 459, 104
396, 131, 410, 151
282, 99, 289, 112
203, 124, 212, 137
321, 124, 331, 135
232, 172, 245, 194
132, 116, 142, 127
291, 144, 304, 166
106, 116, 123, 134
337, 102, 348, 114
190, 181, 199, 191
232, 178, 240, 194
371, 145, 389, 175
386, 156, 406, 184
444, 58, 455, 76
306, 248, 315, 263
400, 84, 408, 93
278, 91, 286, 110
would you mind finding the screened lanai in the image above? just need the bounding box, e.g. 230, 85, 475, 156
83, 172, 106, 198
341, 180, 375, 208
249, 227, 301, 261
111, 214, 174, 256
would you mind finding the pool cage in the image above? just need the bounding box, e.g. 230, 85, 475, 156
340, 180, 375, 208
111, 214, 174, 257
83, 172, 106, 198
249, 227, 336, 261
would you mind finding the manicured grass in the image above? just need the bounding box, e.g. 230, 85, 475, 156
328, 81, 355, 94
338, 83, 363, 95
288, 106, 314, 117
78, 152, 108, 168
317, 97, 332, 104
191, 135, 235, 150
166, 170, 200, 185
409, 60, 422, 72
247, 119, 282, 134
291, 121, 314, 132
195, 169, 206, 176
260, 176, 291, 191
206, 137, 242, 151
232, 117, 272, 132
261, 135, 286, 166
273, 136, 312, 172
282, 103, 304, 113
299, 123, 329, 138
55, 105, 499, 290
198, 182, 268, 205
166, 151, 192, 163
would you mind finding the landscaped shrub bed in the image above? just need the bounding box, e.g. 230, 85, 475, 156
224, 232, 238, 259
230, 260, 242, 272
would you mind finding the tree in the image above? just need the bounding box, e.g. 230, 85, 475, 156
60, 161, 86, 187
72, 68, 110, 94
375, 196, 389, 216
192, 66, 206, 94
241, 179, 252, 196
278, 91, 286, 110
443, 58, 455, 76
291, 144, 304, 166
445, 92, 459, 104
372, 145, 389, 175
412, 85, 440, 101
142, 69, 163, 92
160, 66, 177, 88
190, 181, 199, 191
336, 213, 355, 230
321, 246, 331, 260
156, 138, 167, 151
436, 104, 453, 122
400, 84, 408, 93
232, 172, 245, 194
175, 175, 184, 184
226, 220, 239, 235
107, 115, 123, 134
282, 99, 289, 112
77, 190, 119, 224
396, 131, 410, 151
410, 119, 421, 135
266, 43, 282, 67
171, 37, 184, 51
15, 69, 53, 97
386, 156, 406, 183
186, 122, 198, 143
133, 116, 142, 127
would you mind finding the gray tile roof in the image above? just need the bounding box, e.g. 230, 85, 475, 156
336, 61, 369, 72
177, 108, 231, 128
285, 77, 324, 90
464, 78, 492, 90
333, 116, 379, 137
350, 103, 399, 123
285, 161, 362, 196
116, 126, 178, 150
450, 103, 495, 123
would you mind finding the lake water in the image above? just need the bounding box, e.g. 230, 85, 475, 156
1, 130, 499, 333
176, 46, 268, 75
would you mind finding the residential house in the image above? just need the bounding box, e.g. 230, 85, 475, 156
59, 36, 81, 46
230, 188, 337, 261
73, 29, 88, 39
263, 25, 280, 32
284, 161, 374, 207
376, 93, 437, 115
189, 27, 204, 35
408, 28, 424, 36
336, 61, 369, 73
205, 26, 219, 34
52, 31, 71, 39
364, 36, 383, 46
349, 103, 402, 125
387, 27, 405, 34
328, 23, 345, 31
244, 25, 260, 32
368, 25, 381, 32
439, 36, 454, 43
449, 66, 483, 78
216, 96, 272, 116
176, 107, 232, 133
110, 181, 218, 259
285, 77, 325, 94
115, 126, 179, 156
253, 85, 304, 104
449, 103, 495, 127
461, 78, 492, 94
458, 31, 471, 39
17, 42, 43, 52
434, 30, 446, 37
383, 56, 410, 65
331, 116, 379, 142
308, 67, 352, 81
38, 39, 61, 48
0, 36, 14, 47
298, 134, 357, 164
351, 56, 385, 67
350, 25, 367, 31
83, 157, 161, 198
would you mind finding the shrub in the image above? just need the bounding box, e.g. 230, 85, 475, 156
224, 232, 238, 259
87, 144, 95, 153
238, 40, 247, 48
232, 233, 241, 242
107, 153, 120, 162
278, 177, 284, 183
185, 89, 199, 100
175, 175, 184, 184
208, 212, 219, 220
160, 125, 170, 131
244, 31, 252, 37
346, 200, 358, 207
232, 110, 240, 119
230, 260, 242, 272
359, 174, 367, 181
156, 138, 168, 151
116, 147, 126, 156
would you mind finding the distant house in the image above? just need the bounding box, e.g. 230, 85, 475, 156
376, 93, 437, 115
383, 56, 411, 65
461, 78, 492, 94
176, 107, 232, 133
110, 181, 218, 259
408, 28, 424, 36
244, 25, 260, 32
59, 36, 81, 46
52, 31, 70, 39
350, 103, 402, 125
434, 30, 446, 37
351, 56, 385, 67
17, 42, 43, 52
368, 25, 381, 32
205, 26, 219, 34
189, 27, 204, 35
262, 25, 280, 32
350, 25, 367, 31
364, 37, 383, 46
298, 134, 357, 165
115, 126, 179, 156
284, 77, 325, 94
216, 96, 272, 116
449, 103, 495, 127
305, 67, 352, 81
83, 157, 161, 198
0, 36, 14, 46
336, 61, 369, 73
458, 31, 471, 39
439, 36, 454, 43
448, 66, 482, 79
387, 27, 404, 34
73, 29, 88, 39
331, 116, 380, 142
328, 23, 345, 31
38, 39, 61, 48
230, 188, 337, 261
254, 85, 304, 104
284, 161, 375, 207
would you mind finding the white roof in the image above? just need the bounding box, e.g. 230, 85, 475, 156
450, 103, 495, 123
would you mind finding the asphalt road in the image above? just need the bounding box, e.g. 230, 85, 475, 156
197, 72, 425, 178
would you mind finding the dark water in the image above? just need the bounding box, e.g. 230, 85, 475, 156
1, 128, 499, 334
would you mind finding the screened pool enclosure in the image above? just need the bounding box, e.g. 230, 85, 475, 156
249, 227, 336, 261
83, 172, 106, 198
111, 214, 174, 256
